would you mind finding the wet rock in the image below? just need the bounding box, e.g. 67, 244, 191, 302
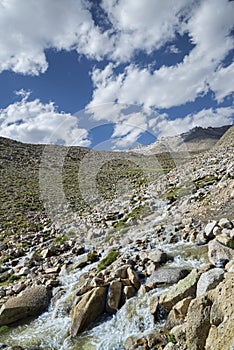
208, 239, 234, 267
159, 269, 200, 312
70, 286, 107, 337
106, 280, 122, 313
196, 268, 224, 297
0, 286, 51, 325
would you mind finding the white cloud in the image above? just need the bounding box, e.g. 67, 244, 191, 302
0, 92, 89, 146
89, 0, 234, 109
0, 0, 113, 75
209, 63, 234, 102
155, 107, 234, 138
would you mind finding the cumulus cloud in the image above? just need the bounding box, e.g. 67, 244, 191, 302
155, 107, 234, 138
0, 91, 89, 146
89, 0, 234, 109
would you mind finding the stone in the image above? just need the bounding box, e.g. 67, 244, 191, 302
127, 267, 140, 290
225, 259, 234, 272
146, 267, 190, 288
148, 249, 168, 264
205, 221, 217, 238
44, 266, 60, 274
218, 218, 233, 229
106, 281, 122, 313
115, 265, 128, 279
208, 239, 234, 267
185, 295, 213, 349
122, 285, 136, 300
196, 268, 224, 297
70, 286, 107, 337
165, 297, 193, 331
0, 286, 51, 325
72, 254, 89, 269
159, 269, 200, 312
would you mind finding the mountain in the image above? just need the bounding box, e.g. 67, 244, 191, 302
131, 125, 232, 154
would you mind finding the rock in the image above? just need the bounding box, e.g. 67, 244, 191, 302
184, 295, 213, 349
146, 267, 190, 287
70, 287, 107, 337
72, 254, 89, 269
148, 249, 168, 264
115, 266, 128, 279
122, 286, 136, 301
206, 274, 234, 349
0, 286, 51, 325
106, 281, 122, 313
196, 267, 224, 297
159, 269, 200, 312
127, 268, 140, 290
218, 218, 233, 229
208, 239, 234, 267
41, 246, 57, 258
225, 259, 234, 272
205, 221, 217, 238
165, 297, 193, 330
44, 266, 60, 274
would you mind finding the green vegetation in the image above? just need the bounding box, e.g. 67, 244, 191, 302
54, 235, 68, 245
87, 251, 99, 263
98, 249, 120, 272
114, 205, 146, 229
226, 239, 234, 249
193, 175, 217, 189
167, 333, 177, 344
0, 325, 9, 335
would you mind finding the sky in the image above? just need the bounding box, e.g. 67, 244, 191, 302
0, 0, 234, 150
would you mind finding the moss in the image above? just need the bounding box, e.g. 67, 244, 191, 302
54, 235, 68, 245
8, 274, 21, 283
114, 205, 145, 229
87, 251, 99, 263
98, 249, 120, 272
194, 175, 217, 189
226, 239, 234, 249
167, 333, 177, 344
0, 325, 9, 334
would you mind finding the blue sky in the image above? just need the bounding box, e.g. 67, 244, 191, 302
0, 0, 233, 150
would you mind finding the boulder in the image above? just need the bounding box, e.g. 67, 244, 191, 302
165, 297, 193, 330
122, 286, 136, 301
218, 218, 233, 229
205, 221, 217, 238
106, 281, 122, 313
146, 267, 190, 288
208, 239, 234, 267
70, 286, 107, 337
127, 268, 140, 290
196, 268, 224, 297
0, 286, 51, 325
148, 249, 168, 264
159, 269, 200, 312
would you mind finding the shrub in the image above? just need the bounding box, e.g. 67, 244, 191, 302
98, 249, 120, 272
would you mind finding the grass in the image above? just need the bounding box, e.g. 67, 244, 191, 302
114, 205, 146, 229
98, 249, 120, 272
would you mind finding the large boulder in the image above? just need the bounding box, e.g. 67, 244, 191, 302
208, 239, 234, 267
146, 267, 190, 288
70, 286, 107, 337
0, 286, 51, 325
196, 267, 224, 297
159, 269, 200, 312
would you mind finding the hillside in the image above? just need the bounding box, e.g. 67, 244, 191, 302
0, 126, 233, 349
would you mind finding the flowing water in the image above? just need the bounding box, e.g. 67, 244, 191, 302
0, 240, 207, 350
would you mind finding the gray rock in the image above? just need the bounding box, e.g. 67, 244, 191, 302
106, 280, 122, 313
208, 239, 234, 267
148, 249, 168, 264
218, 218, 233, 229
146, 267, 190, 287
205, 221, 217, 238
196, 268, 224, 297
